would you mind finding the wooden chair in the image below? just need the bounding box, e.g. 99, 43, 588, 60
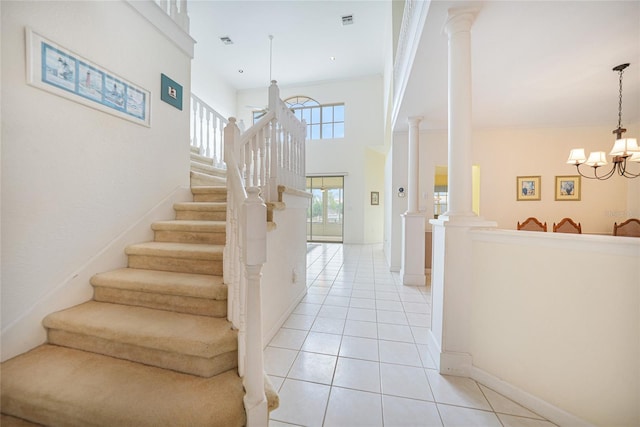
553, 217, 582, 234
613, 218, 640, 237
517, 217, 547, 232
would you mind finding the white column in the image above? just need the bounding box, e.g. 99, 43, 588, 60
401, 117, 426, 286
407, 116, 422, 213
427, 7, 497, 377
443, 9, 475, 218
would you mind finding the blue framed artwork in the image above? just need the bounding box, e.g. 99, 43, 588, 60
26, 28, 151, 127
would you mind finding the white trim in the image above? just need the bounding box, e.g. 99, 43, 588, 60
471, 228, 640, 257
125, 0, 195, 59
470, 366, 595, 427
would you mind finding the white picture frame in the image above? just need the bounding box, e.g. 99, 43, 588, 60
26, 27, 151, 127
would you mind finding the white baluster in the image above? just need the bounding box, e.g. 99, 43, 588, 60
205, 109, 211, 157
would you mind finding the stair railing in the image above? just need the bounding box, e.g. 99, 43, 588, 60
191, 94, 228, 169
222, 80, 305, 426
154, 0, 190, 32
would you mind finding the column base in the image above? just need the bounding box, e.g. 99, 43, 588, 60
400, 212, 426, 286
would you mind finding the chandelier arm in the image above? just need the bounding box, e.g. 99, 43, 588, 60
620, 158, 640, 178
575, 164, 615, 180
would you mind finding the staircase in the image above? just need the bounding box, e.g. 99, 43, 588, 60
0, 149, 277, 426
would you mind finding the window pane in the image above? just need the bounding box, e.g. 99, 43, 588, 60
310, 124, 321, 139
322, 123, 333, 139
302, 108, 311, 123
333, 105, 344, 122
334, 123, 344, 138
322, 106, 333, 122
311, 107, 321, 124
294, 109, 302, 121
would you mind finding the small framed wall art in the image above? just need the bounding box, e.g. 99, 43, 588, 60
516, 176, 541, 201
371, 191, 379, 205
555, 175, 581, 201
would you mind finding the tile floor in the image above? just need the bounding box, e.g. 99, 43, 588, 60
266, 243, 556, 427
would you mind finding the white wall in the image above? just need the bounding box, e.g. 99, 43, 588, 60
261, 191, 309, 343
1, 1, 192, 360
237, 76, 385, 244
470, 230, 640, 427
191, 61, 236, 121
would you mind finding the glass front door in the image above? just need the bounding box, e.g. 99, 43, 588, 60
306, 176, 344, 242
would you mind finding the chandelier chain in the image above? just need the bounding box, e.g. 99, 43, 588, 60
617, 67, 624, 129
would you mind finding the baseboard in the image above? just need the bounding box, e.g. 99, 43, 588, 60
1, 186, 192, 362
470, 366, 594, 427
401, 271, 426, 286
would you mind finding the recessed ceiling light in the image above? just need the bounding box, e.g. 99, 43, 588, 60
330, 56, 336, 61
220, 36, 233, 45
341, 14, 354, 25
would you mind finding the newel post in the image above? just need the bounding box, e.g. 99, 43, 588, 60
242, 187, 268, 426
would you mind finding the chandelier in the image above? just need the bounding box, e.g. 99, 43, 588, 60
567, 63, 640, 179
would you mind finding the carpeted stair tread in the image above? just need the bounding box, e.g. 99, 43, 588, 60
190, 161, 226, 176
174, 202, 226, 211
190, 171, 226, 186
151, 219, 226, 232
1, 344, 245, 427
90, 268, 226, 300
191, 185, 227, 194
125, 241, 223, 260
43, 301, 236, 359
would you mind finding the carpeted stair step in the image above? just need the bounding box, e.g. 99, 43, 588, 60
191, 170, 226, 186
152, 219, 226, 244
43, 301, 237, 377
125, 241, 223, 275
174, 201, 226, 221
91, 268, 227, 317
190, 151, 220, 166
191, 186, 227, 202
190, 160, 226, 178
1, 344, 246, 427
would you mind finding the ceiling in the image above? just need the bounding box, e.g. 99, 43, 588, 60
190, 1, 640, 133
189, 0, 389, 91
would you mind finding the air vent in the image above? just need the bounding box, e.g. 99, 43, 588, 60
341, 14, 354, 25
219, 36, 233, 45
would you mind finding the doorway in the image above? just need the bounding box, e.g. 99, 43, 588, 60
306, 176, 344, 242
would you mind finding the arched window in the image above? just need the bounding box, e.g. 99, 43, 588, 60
284, 96, 345, 140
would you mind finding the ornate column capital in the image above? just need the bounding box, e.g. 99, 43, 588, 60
444, 7, 478, 36
407, 116, 423, 127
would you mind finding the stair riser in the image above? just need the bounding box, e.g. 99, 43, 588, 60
47, 329, 238, 378
128, 255, 223, 275
154, 230, 226, 245
193, 194, 227, 202
175, 211, 226, 221
94, 287, 227, 318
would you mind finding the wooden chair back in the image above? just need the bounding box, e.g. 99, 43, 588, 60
517, 217, 547, 232
613, 218, 640, 237
553, 218, 582, 234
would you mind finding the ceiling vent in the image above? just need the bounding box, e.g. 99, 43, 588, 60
219, 36, 233, 45
341, 14, 354, 26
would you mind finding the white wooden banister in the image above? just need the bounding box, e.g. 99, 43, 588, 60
222, 81, 306, 426
191, 94, 227, 168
